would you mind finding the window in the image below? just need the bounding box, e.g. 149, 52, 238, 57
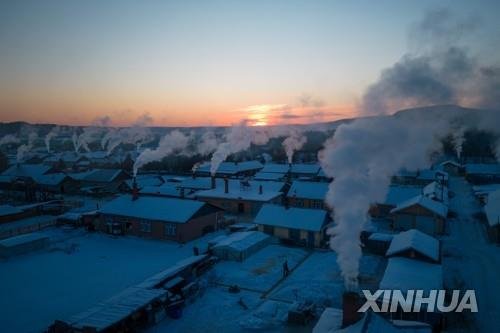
165, 223, 177, 236
140, 221, 151, 233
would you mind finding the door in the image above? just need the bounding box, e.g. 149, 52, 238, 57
238, 202, 245, 213
307, 231, 315, 248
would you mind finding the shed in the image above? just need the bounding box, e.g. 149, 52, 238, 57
0, 233, 49, 258
211, 231, 271, 261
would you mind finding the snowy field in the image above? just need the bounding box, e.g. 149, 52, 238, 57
213, 244, 309, 291
0, 227, 222, 333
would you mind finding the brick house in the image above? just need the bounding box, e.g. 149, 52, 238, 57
98, 195, 223, 243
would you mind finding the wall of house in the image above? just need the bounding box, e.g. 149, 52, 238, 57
257, 224, 321, 247
98, 211, 220, 243
392, 213, 444, 235
288, 197, 325, 210
199, 197, 281, 217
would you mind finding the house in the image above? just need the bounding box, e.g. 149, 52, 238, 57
484, 189, 500, 243
371, 185, 422, 218
464, 163, 500, 184
194, 160, 263, 177
364, 233, 394, 255
210, 231, 271, 261
379, 257, 443, 328
98, 195, 223, 243
290, 163, 321, 179
392, 169, 448, 186
287, 180, 329, 210
254, 204, 328, 247
1, 163, 55, 179
253, 171, 286, 181
72, 168, 130, 194
195, 178, 284, 217
390, 195, 448, 235
260, 163, 290, 174
34, 173, 79, 194
438, 160, 461, 176
44, 152, 89, 169
385, 229, 440, 263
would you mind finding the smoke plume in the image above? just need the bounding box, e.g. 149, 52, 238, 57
282, 128, 307, 163
133, 130, 190, 176
320, 8, 500, 287
0, 134, 20, 146
361, 8, 499, 115
16, 131, 38, 163
45, 126, 60, 153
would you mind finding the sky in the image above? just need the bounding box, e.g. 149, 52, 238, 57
0, 0, 498, 127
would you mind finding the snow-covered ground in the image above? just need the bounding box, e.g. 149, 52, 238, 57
0, 227, 222, 333
150, 246, 385, 333
214, 245, 308, 291
270, 252, 385, 308
442, 176, 500, 333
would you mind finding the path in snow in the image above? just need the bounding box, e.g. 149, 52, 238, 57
442, 176, 500, 333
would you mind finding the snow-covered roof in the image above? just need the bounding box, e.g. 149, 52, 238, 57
253, 171, 286, 181
212, 231, 269, 251
137, 255, 208, 289
439, 160, 461, 168
386, 229, 440, 262
44, 152, 84, 163
99, 195, 207, 223
422, 181, 448, 204
140, 184, 197, 199
472, 184, 500, 197
196, 160, 263, 175
179, 177, 224, 190
290, 163, 321, 175
69, 286, 167, 331
260, 163, 290, 174
465, 163, 500, 175
34, 173, 70, 186
484, 190, 500, 226
81, 169, 127, 183
287, 180, 329, 201
368, 233, 394, 242
384, 186, 422, 206
390, 195, 448, 218
1, 164, 53, 178
125, 175, 163, 188
0, 204, 24, 217
380, 257, 442, 293
417, 169, 448, 181
196, 179, 283, 202
254, 204, 327, 232
0, 232, 49, 248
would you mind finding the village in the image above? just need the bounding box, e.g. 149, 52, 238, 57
1, 123, 499, 333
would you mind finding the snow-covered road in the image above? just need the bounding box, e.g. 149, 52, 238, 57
443, 176, 500, 332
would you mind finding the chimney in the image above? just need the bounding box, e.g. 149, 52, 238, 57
180, 187, 185, 198
259, 185, 263, 195
211, 176, 216, 189
224, 177, 229, 194
342, 291, 361, 328
192, 171, 196, 179
132, 177, 139, 201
